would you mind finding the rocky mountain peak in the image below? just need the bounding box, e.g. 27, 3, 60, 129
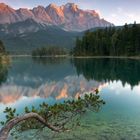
0, 3, 8, 8
17, 8, 31, 13
32, 5, 46, 14
33, 5, 45, 10
0, 3, 14, 12
32, 5, 51, 23
46, 3, 64, 24
64, 3, 78, 8
63, 3, 78, 12
0, 3, 113, 31
47, 3, 59, 9
86, 10, 99, 17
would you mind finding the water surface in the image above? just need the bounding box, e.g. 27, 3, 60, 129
0, 57, 140, 140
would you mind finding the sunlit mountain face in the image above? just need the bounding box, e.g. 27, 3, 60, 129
0, 3, 113, 32
0, 2, 113, 54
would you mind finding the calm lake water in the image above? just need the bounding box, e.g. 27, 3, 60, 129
0, 57, 140, 140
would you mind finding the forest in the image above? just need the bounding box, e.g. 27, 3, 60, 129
73, 23, 140, 56
32, 46, 67, 57
0, 40, 5, 54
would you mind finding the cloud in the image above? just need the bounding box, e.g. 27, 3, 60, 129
106, 7, 140, 25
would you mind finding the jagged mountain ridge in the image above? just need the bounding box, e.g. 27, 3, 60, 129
0, 3, 113, 31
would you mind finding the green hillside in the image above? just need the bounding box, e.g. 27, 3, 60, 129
0, 20, 80, 54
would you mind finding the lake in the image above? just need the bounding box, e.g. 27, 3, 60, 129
0, 57, 140, 140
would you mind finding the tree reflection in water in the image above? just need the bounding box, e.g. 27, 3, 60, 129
72, 58, 140, 88
32, 57, 66, 65
0, 63, 8, 86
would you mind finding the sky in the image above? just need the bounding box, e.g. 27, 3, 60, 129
0, 0, 140, 25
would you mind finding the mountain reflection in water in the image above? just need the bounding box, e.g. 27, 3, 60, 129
0, 57, 140, 105
1, 57, 140, 140
0, 75, 106, 104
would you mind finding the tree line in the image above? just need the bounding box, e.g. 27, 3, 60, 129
0, 40, 6, 54
32, 46, 67, 57
72, 58, 140, 88
72, 23, 140, 56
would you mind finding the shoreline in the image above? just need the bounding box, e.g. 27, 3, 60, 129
8, 55, 140, 59
73, 56, 140, 59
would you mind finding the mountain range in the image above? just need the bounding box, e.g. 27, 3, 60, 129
0, 20, 81, 54
0, 3, 113, 54
0, 3, 113, 32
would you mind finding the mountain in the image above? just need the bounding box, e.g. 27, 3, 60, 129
0, 3, 113, 32
0, 19, 80, 54
0, 3, 113, 54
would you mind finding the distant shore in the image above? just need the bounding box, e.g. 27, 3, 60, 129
8, 55, 140, 60
73, 56, 140, 60
9, 55, 68, 57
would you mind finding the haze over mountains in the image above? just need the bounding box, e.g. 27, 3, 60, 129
0, 3, 113, 32
0, 2, 113, 54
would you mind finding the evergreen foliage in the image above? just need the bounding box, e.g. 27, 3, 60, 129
0, 40, 5, 54
0, 92, 105, 139
73, 23, 140, 56
32, 46, 67, 57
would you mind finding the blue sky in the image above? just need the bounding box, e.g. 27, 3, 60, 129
0, 0, 140, 25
